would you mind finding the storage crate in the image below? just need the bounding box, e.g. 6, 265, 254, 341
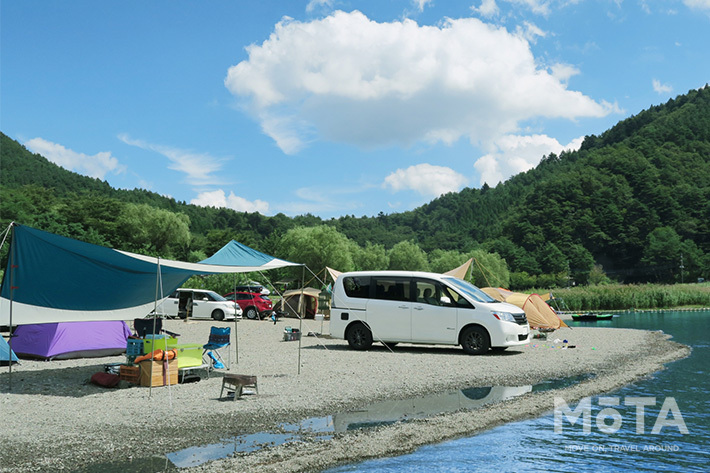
139, 359, 178, 387
143, 336, 177, 354
126, 339, 144, 363
283, 329, 301, 341
174, 344, 204, 369
119, 364, 140, 384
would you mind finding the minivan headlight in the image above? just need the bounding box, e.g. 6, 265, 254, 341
492, 311, 516, 323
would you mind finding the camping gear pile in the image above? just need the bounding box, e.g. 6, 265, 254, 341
113, 320, 207, 387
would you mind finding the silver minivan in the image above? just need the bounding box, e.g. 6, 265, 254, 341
330, 271, 530, 355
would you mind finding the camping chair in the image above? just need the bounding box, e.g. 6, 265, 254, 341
203, 326, 231, 375
133, 318, 180, 339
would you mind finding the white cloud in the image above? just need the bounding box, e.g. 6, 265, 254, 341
119, 134, 225, 186
24, 137, 125, 180
550, 63, 580, 84
515, 21, 547, 43
191, 189, 269, 214
413, 0, 434, 12
306, 0, 333, 13
225, 11, 613, 155
472, 0, 500, 18
652, 79, 673, 94
683, 0, 710, 13
505, 0, 551, 16
474, 134, 584, 186
383, 163, 468, 196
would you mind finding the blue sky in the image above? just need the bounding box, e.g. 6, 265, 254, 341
2, 0, 708, 219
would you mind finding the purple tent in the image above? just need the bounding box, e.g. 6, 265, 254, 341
11, 321, 132, 360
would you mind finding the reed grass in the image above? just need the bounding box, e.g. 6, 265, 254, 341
541, 283, 710, 311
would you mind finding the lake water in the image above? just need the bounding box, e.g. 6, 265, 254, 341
326, 310, 710, 473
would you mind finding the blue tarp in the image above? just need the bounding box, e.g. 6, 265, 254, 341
200, 240, 279, 267
0, 224, 300, 325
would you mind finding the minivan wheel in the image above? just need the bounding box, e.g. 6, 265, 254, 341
245, 307, 258, 320
460, 326, 490, 355
212, 309, 225, 321
346, 323, 373, 350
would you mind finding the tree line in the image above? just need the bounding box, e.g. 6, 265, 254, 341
1, 86, 708, 290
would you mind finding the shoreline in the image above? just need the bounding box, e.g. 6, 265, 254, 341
1, 318, 690, 472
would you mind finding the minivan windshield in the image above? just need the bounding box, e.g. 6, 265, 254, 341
442, 277, 498, 303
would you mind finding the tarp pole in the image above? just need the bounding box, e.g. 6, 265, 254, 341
149, 257, 161, 398
297, 266, 304, 375
7, 224, 16, 390
238, 273, 239, 369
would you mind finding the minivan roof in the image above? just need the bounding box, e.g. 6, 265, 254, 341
338, 270, 459, 279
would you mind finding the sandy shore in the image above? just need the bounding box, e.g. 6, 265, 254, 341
0, 315, 690, 472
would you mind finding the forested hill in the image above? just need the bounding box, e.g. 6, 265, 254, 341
333, 86, 710, 282
1, 86, 709, 284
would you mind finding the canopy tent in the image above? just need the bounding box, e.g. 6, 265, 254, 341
11, 321, 132, 360
443, 258, 473, 280
199, 239, 297, 270
481, 287, 568, 330
0, 224, 301, 326
1, 336, 18, 365
326, 267, 342, 283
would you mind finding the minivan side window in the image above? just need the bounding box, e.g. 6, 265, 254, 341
414, 279, 472, 308
343, 276, 371, 298
441, 284, 473, 308
372, 277, 411, 302
415, 280, 440, 305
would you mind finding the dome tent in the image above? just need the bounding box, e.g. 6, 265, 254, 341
481, 287, 568, 330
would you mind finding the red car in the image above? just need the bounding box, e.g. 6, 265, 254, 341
223, 292, 273, 320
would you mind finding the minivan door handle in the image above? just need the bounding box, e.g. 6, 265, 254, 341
398, 305, 409, 309
413, 306, 424, 311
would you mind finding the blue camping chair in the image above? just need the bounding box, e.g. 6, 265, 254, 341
203, 326, 231, 374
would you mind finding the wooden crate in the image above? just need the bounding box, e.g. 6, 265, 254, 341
139, 359, 178, 387
119, 364, 140, 384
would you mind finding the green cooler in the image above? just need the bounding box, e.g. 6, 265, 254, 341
174, 344, 203, 369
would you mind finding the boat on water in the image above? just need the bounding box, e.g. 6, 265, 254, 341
571, 313, 615, 321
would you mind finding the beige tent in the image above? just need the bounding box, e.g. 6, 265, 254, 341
481, 287, 568, 330
276, 287, 325, 319
326, 266, 342, 283
443, 258, 473, 280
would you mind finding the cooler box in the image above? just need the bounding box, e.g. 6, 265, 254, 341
143, 335, 177, 354
139, 359, 178, 387
174, 344, 203, 369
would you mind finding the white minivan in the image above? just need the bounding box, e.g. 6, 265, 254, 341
156, 288, 242, 321
330, 271, 529, 355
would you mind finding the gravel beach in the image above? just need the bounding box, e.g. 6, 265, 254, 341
1, 315, 690, 472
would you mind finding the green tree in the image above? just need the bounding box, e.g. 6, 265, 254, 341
588, 264, 612, 285
353, 242, 389, 270
428, 249, 467, 274
387, 240, 429, 271
278, 225, 357, 274
641, 226, 682, 282
468, 250, 510, 288
115, 203, 191, 257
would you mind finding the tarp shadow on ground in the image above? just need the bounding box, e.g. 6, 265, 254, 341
1, 362, 131, 397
